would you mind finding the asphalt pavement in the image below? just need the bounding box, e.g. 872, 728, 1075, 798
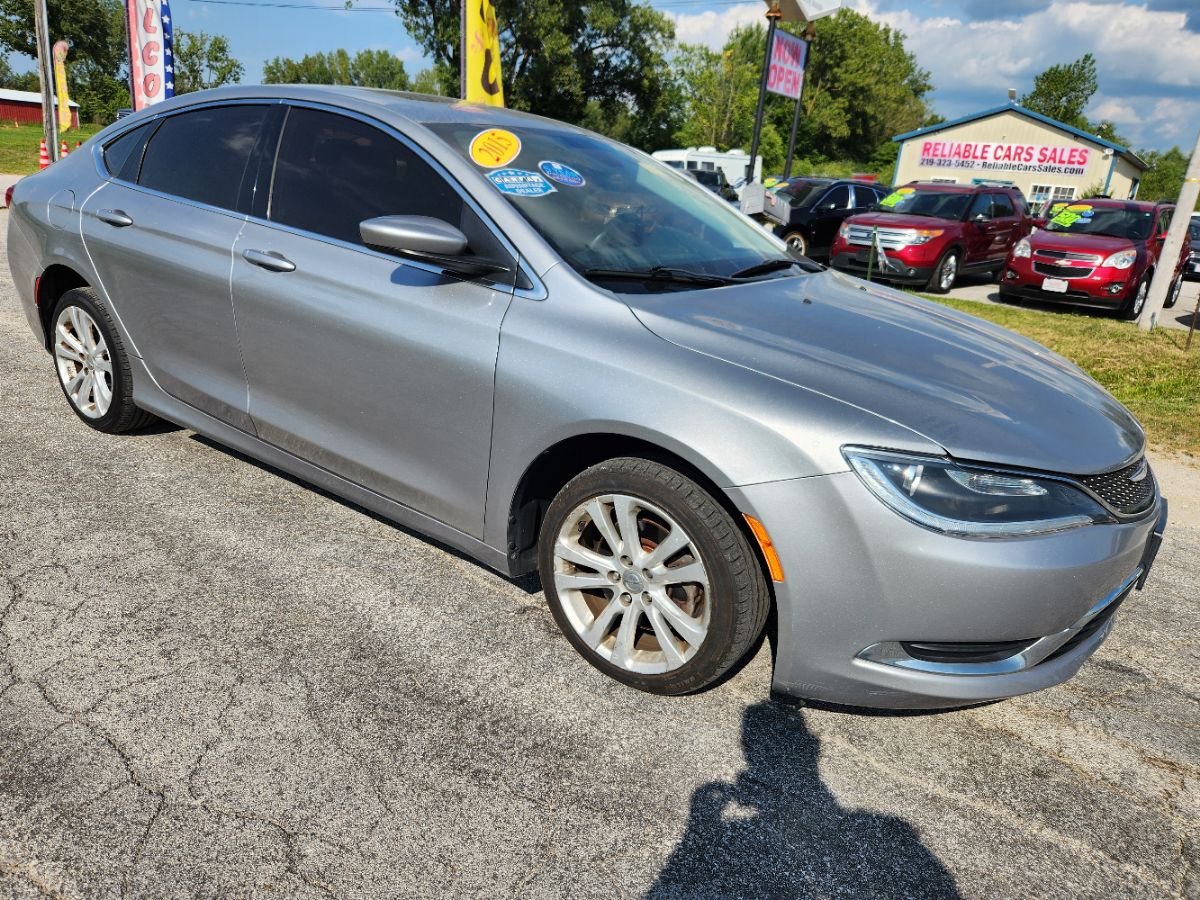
1, 211, 1197, 899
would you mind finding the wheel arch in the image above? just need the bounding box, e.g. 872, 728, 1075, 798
35, 263, 91, 350
504, 432, 777, 597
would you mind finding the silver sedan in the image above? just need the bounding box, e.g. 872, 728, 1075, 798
7, 86, 1166, 708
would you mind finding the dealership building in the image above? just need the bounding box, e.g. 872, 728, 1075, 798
891, 101, 1147, 210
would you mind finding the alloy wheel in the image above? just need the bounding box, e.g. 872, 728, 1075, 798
785, 233, 808, 256
54, 306, 113, 419
1132, 279, 1149, 317
552, 493, 710, 675
939, 254, 958, 291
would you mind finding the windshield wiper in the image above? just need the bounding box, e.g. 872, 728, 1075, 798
730, 257, 821, 278
582, 265, 736, 287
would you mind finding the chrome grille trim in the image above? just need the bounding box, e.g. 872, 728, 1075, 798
1034, 249, 1103, 263
845, 225, 913, 250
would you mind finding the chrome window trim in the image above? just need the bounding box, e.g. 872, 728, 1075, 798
856, 567, 1141, 677
90, 96, 547, 301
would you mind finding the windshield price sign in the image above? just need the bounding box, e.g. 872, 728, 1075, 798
767, 31, 808, 100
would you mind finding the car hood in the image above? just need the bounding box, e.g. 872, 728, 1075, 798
848, 212, 960, 230
622, 270, 1143, 476
1029, 230, 1137, 256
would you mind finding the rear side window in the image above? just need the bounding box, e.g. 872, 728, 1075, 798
103, 122, 153, 182
269, 106, 510, 271
138, 105, 269, 211
992, 193, 1015, 217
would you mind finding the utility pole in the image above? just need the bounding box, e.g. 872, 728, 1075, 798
33, 0, 59, 162
746, 1, 781, 184
1138, 125, 1200, 331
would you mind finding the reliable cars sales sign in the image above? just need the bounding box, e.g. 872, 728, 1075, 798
918, 141, 1092, 176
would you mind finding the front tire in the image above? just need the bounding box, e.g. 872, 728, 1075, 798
1165, 273, 1182, 310
926, 249, 960, 294
538, 458, 771, 695
50, 288, 157, 433
1121, 274, 1151, 320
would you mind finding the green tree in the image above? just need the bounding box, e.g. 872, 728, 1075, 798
1019, 53, 1097, 129
263, 49, 409, 90
390, 1, 677, 148
672, 44, 760, 153
1137, 146, 1197, 208
0, 56, 39, 91
410, 66, 450, 96
0, 0, 125, 74
173, 31, 244, 95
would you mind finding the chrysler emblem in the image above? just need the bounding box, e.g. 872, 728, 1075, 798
1128, 460, 1149, 483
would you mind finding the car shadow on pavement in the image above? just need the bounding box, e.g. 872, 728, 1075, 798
646, 701, 960, 900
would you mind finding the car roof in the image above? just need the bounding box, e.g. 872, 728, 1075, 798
1074, 198, 1165, 212
905, 181, 1013, 193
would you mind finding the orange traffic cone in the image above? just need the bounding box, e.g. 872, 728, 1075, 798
75, 141, 81, 148
38, 139, 49, 170
60, 140, 68, 157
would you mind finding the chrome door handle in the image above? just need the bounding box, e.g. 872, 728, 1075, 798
96, 208, 133, 227
242, 249, 296, 273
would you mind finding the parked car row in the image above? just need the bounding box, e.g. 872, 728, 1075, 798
810, 181, 1188, 319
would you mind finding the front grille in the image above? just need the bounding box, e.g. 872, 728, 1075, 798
845, 225, 912, 250
1034, 261, 1095, 279
1034, 249, 1102, 263
900, 639, 1037, 664
1077, 458, 1156, 517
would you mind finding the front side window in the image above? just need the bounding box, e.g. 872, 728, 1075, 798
820, 185, 852, 210
138, 105, 268, 210
967, 194, 994, 220
427, 121, 789, 281
269, 107, 509, 273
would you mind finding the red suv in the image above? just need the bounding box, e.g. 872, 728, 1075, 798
999, 199, 1187, 319
829, 182, 1031, 293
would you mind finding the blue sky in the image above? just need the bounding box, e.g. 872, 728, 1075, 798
13, 1, 1200, 152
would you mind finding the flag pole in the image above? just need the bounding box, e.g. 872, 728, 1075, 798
33, 0, 59, 162
459, 0, 467, 100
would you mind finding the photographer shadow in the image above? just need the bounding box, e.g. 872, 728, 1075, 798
647, 701, 960, 899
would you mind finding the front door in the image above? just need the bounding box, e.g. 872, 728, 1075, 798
230, 106, 518, 537
810, 184, 852, 254
80, 105, 272, 432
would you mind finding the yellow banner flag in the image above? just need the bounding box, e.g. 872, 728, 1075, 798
52, 40, 71, 134
463, 0, 504, 106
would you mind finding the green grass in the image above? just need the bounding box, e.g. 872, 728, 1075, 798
920, 295, 1200, 458
0, 122, 105, 174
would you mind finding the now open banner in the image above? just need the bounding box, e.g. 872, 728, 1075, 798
767, 30, 808, 100
917, 140, 1092, 177
125, 0, 175, 111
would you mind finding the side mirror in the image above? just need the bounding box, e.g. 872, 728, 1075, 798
359, 215, 509, 276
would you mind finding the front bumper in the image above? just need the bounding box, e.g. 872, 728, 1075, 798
729, 471, 1165, 709
1185, 257, 1200, 280
829, 250, 935, 286
1000, 257, 1135, 308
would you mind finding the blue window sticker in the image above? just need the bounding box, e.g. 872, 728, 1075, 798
538, 160, 585, 187
487, 168, 556, 197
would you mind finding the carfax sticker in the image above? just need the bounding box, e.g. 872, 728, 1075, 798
538, 160, 585, 187
470, 129, 522, 168
487, 168, 557, 197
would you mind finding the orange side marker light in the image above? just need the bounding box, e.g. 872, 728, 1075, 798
743, 514, 784, 583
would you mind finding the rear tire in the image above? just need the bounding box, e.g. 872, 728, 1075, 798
50, 287, 157, 433
538, 457, 771, 695
782, 230, 809, 257
926, 250, 960, 294
1164, 273, 1182, 310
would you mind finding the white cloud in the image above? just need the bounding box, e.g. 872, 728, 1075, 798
666, 3, 764, 49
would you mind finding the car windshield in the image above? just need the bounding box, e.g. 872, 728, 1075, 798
427, 122, 789, 285
875, 188, 974, 219
1043, 203, 1155, 240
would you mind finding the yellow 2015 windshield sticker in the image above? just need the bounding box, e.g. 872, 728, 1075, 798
1050, 203, 1094, 228
879, 187, 914, 208
470, 128, 522, 168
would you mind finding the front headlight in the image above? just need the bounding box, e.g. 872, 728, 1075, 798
838, 222, 851, 240
1101, 248, 1137, 269
844, 448, 1112, 538
1013, 237, 1032, 258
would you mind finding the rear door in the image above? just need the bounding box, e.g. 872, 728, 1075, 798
80, 104, 273, 431
229, 105, 518, 537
